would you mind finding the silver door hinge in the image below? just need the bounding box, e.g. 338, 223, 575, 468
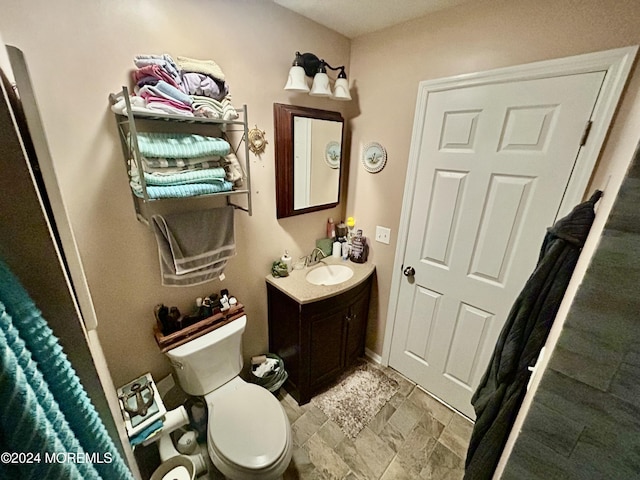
580, 120, 593, 147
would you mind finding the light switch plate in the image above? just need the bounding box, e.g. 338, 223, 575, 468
375, 226, 391, 244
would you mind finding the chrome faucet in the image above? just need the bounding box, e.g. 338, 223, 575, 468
307, 247, 328, 266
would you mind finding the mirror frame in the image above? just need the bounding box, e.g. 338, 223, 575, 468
274, 103, 344, 219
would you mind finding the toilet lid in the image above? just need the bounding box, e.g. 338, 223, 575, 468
209, 383, 287, 470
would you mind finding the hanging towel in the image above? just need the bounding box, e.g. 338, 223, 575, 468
151, 206, 236, 286
0, 259, 134, 480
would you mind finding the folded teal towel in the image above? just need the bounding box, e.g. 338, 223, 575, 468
142, 167, 227, 186
131, 180, 233, 199
134, 132, 231, 158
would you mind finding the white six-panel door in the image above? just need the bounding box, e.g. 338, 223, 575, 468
388, 71, 606, 418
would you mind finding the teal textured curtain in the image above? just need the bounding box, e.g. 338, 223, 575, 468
0, 259, 133, 480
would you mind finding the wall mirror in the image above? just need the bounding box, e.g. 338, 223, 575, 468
274, 103, 344, 218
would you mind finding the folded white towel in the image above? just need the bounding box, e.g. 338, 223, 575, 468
177, 55, 226, 82
110, 95, 149, 115
224, 152, 245, 186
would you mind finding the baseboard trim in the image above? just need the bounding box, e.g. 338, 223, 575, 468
364, 348, 382, 365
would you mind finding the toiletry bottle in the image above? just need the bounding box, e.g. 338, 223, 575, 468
332, 241, 341, 258
336, 221, 348, 242
346, 216, 356, 245
327, 217, 336, 240
281, 250, 292, 272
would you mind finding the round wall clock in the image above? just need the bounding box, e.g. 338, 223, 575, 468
362, 142, 387, 173
325, 141, 341, 169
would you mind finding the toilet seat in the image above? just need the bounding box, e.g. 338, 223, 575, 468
207, 383, 288, 470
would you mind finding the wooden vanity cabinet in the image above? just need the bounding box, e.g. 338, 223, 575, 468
266, 275, 372, 405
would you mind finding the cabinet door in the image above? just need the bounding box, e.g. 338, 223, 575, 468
344, 287, 370, 366
308, 310, 345, 390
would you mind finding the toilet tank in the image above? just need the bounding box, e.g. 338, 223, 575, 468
165, 315, 246, 396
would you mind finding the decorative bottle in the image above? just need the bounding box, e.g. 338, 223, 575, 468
349, 229, 369, 263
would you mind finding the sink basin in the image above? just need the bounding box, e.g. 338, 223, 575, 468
306, 264, 354, 286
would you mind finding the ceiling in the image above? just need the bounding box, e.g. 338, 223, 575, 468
272, 0, 470, 39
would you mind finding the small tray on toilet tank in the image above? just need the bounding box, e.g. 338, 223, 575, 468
154, 303, 245, 353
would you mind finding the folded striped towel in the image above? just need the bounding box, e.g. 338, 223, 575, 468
134, 132, 231, 158
142, 161, 223, 175
191, 94, 238, 121
141, 155, 222, 169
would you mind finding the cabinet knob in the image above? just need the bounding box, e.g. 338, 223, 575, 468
403, 266, 415, 277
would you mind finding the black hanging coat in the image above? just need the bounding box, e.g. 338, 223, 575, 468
464, 191, 602, 480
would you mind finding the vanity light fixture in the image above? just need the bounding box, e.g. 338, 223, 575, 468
284, 51, 352, 101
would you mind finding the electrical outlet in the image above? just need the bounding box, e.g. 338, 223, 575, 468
375, 226, 391, 244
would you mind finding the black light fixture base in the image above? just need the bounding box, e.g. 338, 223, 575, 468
297, 52, 322, 77
289, 51, 349, 86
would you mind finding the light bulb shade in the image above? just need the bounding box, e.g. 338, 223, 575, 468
284, 65, 310, 92
332, 77, 352, 101
309, 72, 331, 97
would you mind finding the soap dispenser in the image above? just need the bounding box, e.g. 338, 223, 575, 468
281, 250, 292, 272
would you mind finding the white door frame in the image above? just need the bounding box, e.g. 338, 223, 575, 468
382, 46, 637, 367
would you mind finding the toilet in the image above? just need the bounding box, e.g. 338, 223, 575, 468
165, 315, 292, 480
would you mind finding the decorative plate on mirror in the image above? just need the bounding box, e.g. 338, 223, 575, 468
325, 141, 341, 169
362, 142, 387, 173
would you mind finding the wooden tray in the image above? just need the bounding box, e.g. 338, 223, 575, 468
154, 303, 245, 353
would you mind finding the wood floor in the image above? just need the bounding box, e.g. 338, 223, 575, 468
280, 361, 473, 480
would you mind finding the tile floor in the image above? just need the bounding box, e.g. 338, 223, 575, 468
279, 362, 473, 480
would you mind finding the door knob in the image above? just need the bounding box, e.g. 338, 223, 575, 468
403, 266, 415, 277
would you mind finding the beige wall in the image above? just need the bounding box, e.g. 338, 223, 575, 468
3, 0, 640, 396
347, 0, 640, 355
0, 0, 350, 387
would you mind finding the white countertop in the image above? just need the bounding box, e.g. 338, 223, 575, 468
265, 257, 375, 304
